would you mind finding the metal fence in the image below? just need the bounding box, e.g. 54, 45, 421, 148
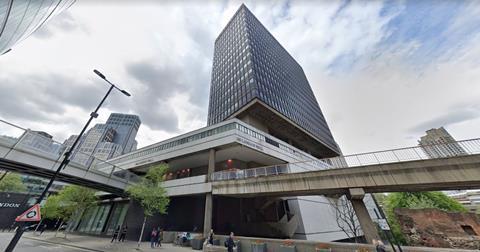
0, 119, 140, 184
211, 137, 480, 181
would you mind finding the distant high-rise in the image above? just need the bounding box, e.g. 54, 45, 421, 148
105, 113, 141, 154
65, 113, 141, 166
207, 4, 339, 158
0, 0, 76, 55
19, 130, 64, 156
418, 127, 467, 158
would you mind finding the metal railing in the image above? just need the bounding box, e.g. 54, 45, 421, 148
0, 119, 140, 185
211, 138, 480, 181
211, 164, 290, 181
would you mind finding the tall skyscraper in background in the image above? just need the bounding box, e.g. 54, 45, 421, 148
418, 127, 467, 158
207, 4, 339, 158
0, 0, 76, 55
105, 113, 141, 154
65, 113, 141, 166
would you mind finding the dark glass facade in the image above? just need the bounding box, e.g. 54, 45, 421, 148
207, 4, 340, 156
0, 0, 76, 55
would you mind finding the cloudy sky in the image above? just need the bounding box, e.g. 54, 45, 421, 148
1, 0, 480, 155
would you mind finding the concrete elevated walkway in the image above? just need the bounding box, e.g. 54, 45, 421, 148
0, 128, 138, 195
212, 154, 480, 197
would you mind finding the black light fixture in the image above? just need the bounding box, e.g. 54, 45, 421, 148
93, 69, 131, 97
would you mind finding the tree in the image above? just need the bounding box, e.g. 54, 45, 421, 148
0, 172, 26, 192
41, 185, 97, 238
384, 191, 467, 244
329, 195, 362, 242
126, 164, 170, 247
39, 195, 64, 236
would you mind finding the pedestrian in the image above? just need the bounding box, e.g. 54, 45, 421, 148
181, 232, 188, 245
111, 225, 120, 243
156, 228, 163, 247
119, 225, 128, 242
373, 239, 387, 252
224, 232, 235, 252
208, 229, 214, 245
150, 227, 158, 248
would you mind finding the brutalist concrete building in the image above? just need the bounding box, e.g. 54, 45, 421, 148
70, 4, 369, 242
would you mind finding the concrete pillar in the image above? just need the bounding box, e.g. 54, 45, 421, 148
204, 149, 215, 237
348, 188, 380, 243
207, 149, 216, 182
203, 193, 213, 237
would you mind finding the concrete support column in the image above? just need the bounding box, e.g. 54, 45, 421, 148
207, 149, 216, 182
204, 149, 215, 237
348, 188, 380, 243
203, 193, 213, 237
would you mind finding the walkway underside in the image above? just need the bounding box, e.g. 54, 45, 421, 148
212, 154, 480, 197
0, 158, 125, 195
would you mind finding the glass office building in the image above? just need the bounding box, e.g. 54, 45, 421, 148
0, 0, 76, 55
105, 113, 141, 154
207, 4, 340, 158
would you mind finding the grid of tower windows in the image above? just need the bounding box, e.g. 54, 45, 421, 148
208, 7, 256, 125
207, 5, 338, 153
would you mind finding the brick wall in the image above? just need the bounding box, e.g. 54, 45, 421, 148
395, 208, 480, 250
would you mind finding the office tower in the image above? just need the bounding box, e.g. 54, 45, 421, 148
105, 113, 141, 154
13, 130, 68, 195
18, 130, 64, 156
72, 124, 120, 165
0, 0, 76, 55
419, 127, 467, 158
207, 4, 339, 158
65, 113, 141, 166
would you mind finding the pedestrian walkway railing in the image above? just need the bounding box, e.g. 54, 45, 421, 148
0, 119, 140, 184
211, 137, 480, 181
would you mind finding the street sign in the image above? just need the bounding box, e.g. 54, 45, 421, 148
377, 218, 390, 230
15, 204, 41, 222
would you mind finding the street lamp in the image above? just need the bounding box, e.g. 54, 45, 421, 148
5, 69, 131, 252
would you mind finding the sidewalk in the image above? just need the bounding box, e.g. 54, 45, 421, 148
23, 232, 192, 252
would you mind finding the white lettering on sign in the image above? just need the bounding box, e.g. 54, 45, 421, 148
236, 137, 263, 151
0, 202, 21, 208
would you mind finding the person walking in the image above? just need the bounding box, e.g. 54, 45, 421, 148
119, 225, 128, 242
224, 232, 235, 252
156, 228, 163, 247
111, 226, 120, 243
208, 229, 214, 245
150, 227, 158, 248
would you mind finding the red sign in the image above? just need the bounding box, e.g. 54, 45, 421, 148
15, 204, 41, 222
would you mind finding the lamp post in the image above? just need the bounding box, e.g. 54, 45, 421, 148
5, 69, 130, 252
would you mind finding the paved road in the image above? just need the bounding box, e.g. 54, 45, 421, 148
0, 232, 92, 252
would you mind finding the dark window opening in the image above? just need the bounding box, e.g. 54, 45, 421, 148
461, 225, 477, 236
